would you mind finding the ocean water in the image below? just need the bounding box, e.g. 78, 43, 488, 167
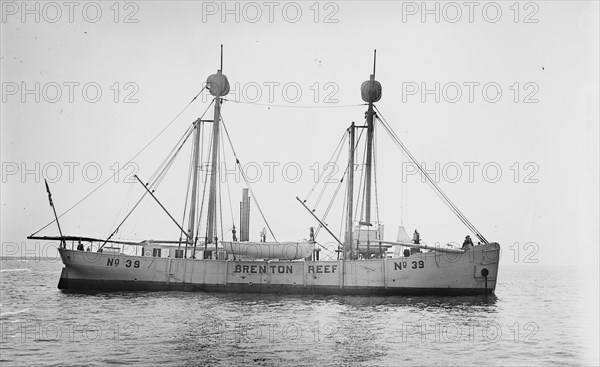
0, 259, 597, 366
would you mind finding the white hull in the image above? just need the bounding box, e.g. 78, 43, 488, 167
57, 243, 500, 295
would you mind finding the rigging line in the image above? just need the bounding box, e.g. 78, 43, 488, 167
374, 109, 470, 227
30, 86, 207, 237
311, 131, 348, 210
149, 101, 214, 184
221, 129, 236, 237
216, 126, 226, 243
373, 122, 380, 226
335, 172, 348, 241
315, 153, 348, 238
316, 135, 350, 218
220, 114, 278, 242
218, 160, 224, 244
198, 121, 214, 245
377, 116, 478, 235
99, 191, 150, 249
303, 130, 347, 203
314, 122, 366, 237
110, 182, 135, 236
194, 120, 208, 244
152, 124, 197, 189
312, 122, 366, 212
107, 122, 195, 243
313, 240, 331, 251
208, 108, 222, 244
304, 132, 346, 206
400, 127, 404, 226
133, 174, 190, 240
200, 113, 205, 173
316, 165, 346, 239
374, 107, 488, 243
179, 123, 197, 247
153, 129, 192, 188
196, 168, 209, 245
148, 122, 195, 184
351, 119, 368, 221
315, 124, 364, 238
372, 109, 479, 234
297, 197, 344, 248
355, 123, 368, 221
222, 99, 367, 109
376, 116, 476, 233
100, 124, 197, 249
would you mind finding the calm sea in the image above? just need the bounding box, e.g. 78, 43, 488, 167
0, 259, 597, 366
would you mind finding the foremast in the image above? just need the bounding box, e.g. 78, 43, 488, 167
344, 50, 383, 259
205, 46, 230, 247
363, 50, 379, 225
187, 46, 230, 257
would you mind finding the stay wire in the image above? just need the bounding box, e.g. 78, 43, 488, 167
221, 129, 236, 238
315, 123, 366, 239
374, 106, 488, 243
303, 130, 347, 203
220, 113, 278, 242
100, 123, 196, 248
311, 132, 348, 211
149, 100, 214, 184
30, 86, 207, 237
107, 121, 196, 243
179, 122, 198, 246
222, 99, 366, 109
198, 121, 214, 245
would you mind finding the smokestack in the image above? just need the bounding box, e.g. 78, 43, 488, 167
240, 188, 250, 241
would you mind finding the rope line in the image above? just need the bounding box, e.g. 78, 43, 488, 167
220, 114, 278, 242
30, 86, 207, 237
222, 99, 366, 109
374, 105, 488, 244
99, 122, 197, 249
303, 130, 347, 203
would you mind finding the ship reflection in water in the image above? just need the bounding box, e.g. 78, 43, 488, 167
176, 293, 502, 366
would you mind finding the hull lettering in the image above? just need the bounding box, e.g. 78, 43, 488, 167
234, 264, 293, 274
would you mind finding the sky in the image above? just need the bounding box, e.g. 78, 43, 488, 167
1, 0, 598, 278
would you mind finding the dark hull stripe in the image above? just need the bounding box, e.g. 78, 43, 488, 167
58, 276, 494, 296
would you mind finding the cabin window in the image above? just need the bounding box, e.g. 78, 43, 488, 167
152, 248, 162, 257
175, 249, 184, 258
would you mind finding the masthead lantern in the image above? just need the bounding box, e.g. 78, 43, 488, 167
207, 70, 230, 97
361, 77, 382, 103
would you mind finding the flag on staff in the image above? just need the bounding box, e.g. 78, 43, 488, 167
42, 179, 66, 248
44, 179, 53, 207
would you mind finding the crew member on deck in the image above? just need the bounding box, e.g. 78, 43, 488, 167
413, 230, 420, 245
77, 241, 84, 251
462, 235, 474, 249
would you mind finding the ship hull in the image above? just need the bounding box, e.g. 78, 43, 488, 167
57, 243, 500, 296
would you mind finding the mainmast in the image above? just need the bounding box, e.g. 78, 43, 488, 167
205, 45, 230, 245
361, 50, 382, 225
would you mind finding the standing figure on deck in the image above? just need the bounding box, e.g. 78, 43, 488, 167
462, 235, 474, 249
413, 230, 420, 244
77, 241, 84, 251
